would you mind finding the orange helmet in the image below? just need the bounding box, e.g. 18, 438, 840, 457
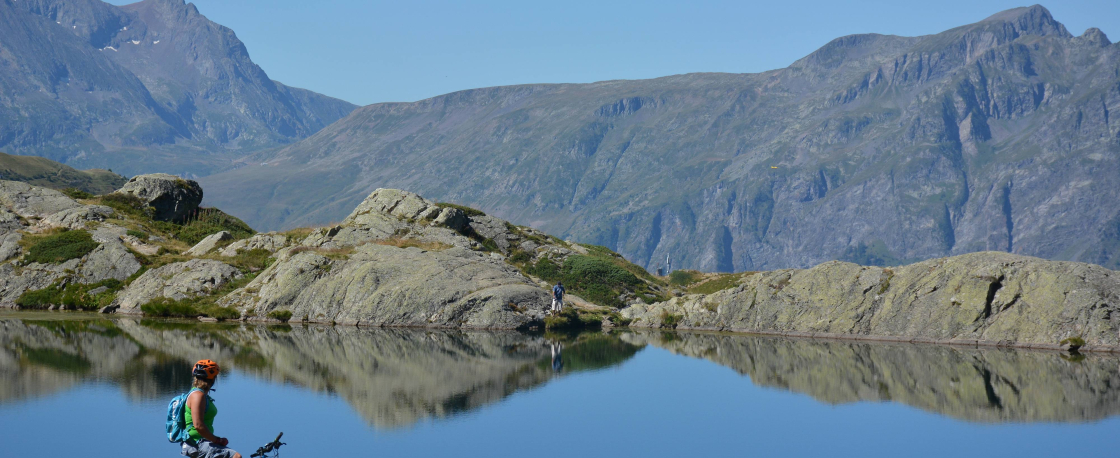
192, 359, 220, 380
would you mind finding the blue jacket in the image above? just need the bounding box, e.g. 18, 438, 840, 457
552, 284, 565, 300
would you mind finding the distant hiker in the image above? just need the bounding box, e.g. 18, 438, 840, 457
181, 360, 242, 458
550, 341, 564, 372
551, 281, 565, 313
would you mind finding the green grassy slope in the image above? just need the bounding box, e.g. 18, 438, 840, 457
0, 152, 126, 194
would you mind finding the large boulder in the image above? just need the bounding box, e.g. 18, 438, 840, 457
114, 174, 203, 222
114, 259, 242, 314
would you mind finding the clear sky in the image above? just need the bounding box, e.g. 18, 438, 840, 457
107, 1, 1119, 106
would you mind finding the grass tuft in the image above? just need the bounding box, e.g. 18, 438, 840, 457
23, 229, 99, 264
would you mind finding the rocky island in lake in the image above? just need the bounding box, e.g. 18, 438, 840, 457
0, 173, 1116, 351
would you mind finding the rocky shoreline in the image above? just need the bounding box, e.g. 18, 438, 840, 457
623, 252, 1120, 353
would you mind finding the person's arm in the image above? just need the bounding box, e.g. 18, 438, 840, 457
187, 391, 227, 446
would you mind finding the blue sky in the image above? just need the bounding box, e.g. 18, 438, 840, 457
108, 1, 1119, 106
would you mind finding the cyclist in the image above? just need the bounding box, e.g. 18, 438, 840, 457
181, 360, 242, 458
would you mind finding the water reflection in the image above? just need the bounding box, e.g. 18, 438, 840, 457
0, 314, 641, 428
3, 313, 1119, 425
626, 331, 1120, 423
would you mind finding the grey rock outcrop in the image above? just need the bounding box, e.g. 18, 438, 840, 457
218, 233, 288, 257
221, 244, 546, 328
115, 260, 242, 314
0, 181, 81, 220
40, 205, 114, 230
623, 252, 1120, 351
217, 188, 555, 328
0, 259, 78, 306
76, 241, 142, 284
185, 231, 232, 256
0, 233, 21, 262
115, 174, 203, 222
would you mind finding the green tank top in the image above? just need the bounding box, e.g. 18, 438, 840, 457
184, 388, 217, 442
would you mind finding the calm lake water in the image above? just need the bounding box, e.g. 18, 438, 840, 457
1, 312, 1118, 458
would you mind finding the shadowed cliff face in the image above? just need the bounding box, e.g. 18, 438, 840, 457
203, 5, 1120, 273
0, 313, 641, 428
626, 331, 1120, 423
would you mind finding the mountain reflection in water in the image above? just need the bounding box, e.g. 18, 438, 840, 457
2, 313, 1118, 426
0, 313, 640, 428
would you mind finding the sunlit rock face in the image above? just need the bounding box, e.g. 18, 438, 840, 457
623, 252, 1120, 350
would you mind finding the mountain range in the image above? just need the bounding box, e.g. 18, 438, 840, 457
0, 0, 356, 176
4, 2, 1118, 273
200, 5, 1120, 272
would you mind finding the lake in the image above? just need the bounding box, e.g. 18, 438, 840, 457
1, 311, 1118, 457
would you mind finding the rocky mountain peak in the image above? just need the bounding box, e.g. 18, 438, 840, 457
1079, 27, 1112, 47
979, 4, 1071, 39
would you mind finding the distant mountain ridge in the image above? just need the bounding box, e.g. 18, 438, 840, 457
0, 152, 125, 194
202, 5, 1120, 273
0, 0, 356, 176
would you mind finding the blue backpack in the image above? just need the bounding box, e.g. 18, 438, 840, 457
166, 389, 201, 443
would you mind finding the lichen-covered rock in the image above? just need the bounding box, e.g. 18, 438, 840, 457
623, 252, 1120, 351
40, 205, 114, 230
114, 259, 242, 314
0, 181, 81, 219
76, 240, 141, 283
114, 174, 202, 222
185, 231, 232, 256
0, 208, 24, 236
343, 188, 439, 226
221, 244, 547, 329
0, 233, 21, 262
218, 233, 288, 257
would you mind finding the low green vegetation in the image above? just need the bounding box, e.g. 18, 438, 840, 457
0, 152, 126, 195
267, 310, 293, 322
141, 298, 240, 320
175, 208, 254, 245
22, 229, 99, 264
16, 279, 124, 310
669, 269, 702, 287
660, 311, 682, 329
62, 188, 94, 200
126, 229, 148, 240
517, 244, 667, 308
138, 273, 257, 321
687, 272, 753, 295
220, 248, 274, 272
96, 193, 254, 246
1060, 336, 1086, 350
543, 308, 631, 330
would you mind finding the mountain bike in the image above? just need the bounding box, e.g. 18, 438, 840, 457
250, 432, 286, 458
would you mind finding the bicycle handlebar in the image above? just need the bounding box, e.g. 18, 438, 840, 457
250, 432, 285, 458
